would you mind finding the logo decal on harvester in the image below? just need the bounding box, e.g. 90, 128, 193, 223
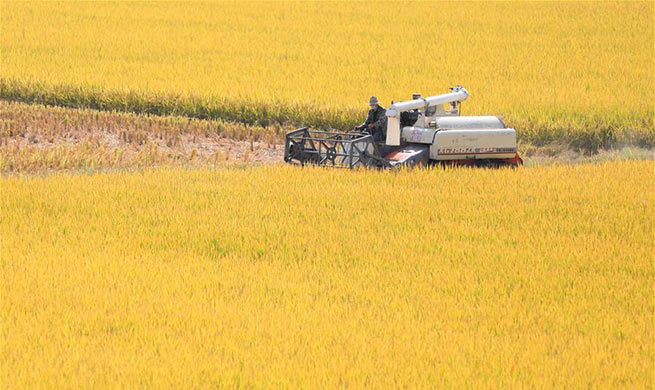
438, 147, 517, 155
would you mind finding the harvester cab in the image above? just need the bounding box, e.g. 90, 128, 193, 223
284, 86, 523, 168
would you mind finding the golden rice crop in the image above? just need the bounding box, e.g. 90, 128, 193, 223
2, 161, 653, 388
1, 1, 653, 148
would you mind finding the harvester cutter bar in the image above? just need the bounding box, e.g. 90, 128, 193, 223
284, 127, 389, 169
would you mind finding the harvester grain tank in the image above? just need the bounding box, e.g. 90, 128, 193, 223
284, 86, 523, 168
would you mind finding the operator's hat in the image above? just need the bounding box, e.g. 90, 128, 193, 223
367, 96, 379, 105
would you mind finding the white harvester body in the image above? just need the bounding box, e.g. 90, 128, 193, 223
384, 86, 521, 166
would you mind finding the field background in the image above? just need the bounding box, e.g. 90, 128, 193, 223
3, 162, 654, 387
1, 1, 654, 148
2, 1, 655, 388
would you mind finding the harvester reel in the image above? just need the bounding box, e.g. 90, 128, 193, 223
284, 128, 379, 168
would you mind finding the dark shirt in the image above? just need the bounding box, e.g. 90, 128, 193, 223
363, 105, 386, 127
361, 105, 387, 141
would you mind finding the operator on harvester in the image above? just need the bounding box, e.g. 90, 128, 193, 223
354, 96, 387, 143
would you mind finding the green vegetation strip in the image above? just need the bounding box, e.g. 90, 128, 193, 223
1, 78, 653, 152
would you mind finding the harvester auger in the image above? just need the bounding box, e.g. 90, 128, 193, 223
284, 86, 523, 169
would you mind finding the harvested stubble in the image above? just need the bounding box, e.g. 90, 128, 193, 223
0, 101, 286, 173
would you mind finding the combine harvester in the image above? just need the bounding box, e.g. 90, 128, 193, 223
284, 86, 523, 168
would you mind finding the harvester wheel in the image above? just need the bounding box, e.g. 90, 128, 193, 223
287, 142, 304, 162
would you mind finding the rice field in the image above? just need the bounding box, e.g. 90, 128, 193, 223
1, 1, 653, 148
1, 2, 654, 388
2, 162, 654, 388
